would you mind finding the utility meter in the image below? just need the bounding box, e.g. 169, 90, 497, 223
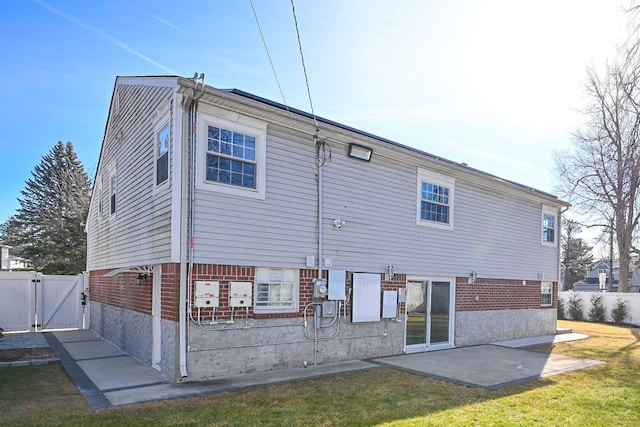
313, 278, 328, 298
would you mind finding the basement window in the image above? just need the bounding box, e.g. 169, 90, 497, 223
541, 282, 552, 306
254, 267, 298, 313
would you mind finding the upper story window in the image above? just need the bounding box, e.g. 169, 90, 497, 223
196, 108, 267, 200
109, 174, 117, 215
254, 267, 298, 313
156, 121, 170, 186
542, 206, 557, 245
206, 126, 256, 189
416, 168, 455, 230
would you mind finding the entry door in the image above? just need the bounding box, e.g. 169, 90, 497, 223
405, 279, 454, 350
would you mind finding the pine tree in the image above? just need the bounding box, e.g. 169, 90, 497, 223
0, 142, 91, 274
561, 219, 594, 290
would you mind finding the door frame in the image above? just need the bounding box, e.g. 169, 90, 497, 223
404, 275, 456, 353
151, 264, 162, 371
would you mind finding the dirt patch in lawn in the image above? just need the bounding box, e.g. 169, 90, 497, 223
0, 347, 56, 362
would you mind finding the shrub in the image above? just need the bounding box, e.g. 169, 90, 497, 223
567, 292, 584, 321
588, 293, 606, 323
611, 297, 628, 324
557, 298, 565, 320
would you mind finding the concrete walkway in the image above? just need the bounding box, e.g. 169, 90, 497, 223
1, 329, 603, 410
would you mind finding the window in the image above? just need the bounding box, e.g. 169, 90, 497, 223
197, 110, 267, 200
109, 174, 117, 215
156, 121, 170, 186
542, 206, 557, 245
255, 267, 298, 313
416, 168, 455, 230
206, 126, 256, 188
541, 282, 552, 306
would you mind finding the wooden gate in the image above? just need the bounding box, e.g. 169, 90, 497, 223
0, 271, 88, 332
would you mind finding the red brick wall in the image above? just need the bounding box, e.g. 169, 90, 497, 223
455, 277, 557, 312
89, 269, 153, 315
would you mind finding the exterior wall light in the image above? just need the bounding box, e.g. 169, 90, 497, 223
385, 265, 396, 281
348, 143, 372, 161
468, 271, 477, 284
136, 273, 148, 286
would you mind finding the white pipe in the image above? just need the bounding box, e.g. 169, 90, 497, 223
317, 136, 323, 280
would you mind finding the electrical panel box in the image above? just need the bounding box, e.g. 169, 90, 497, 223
229, 281, 253, 307
381, 290, 398, 318
322, 300, 337, 317
194, 281, 219, 308
328, 269, 347, 300
313, 279, 328, 298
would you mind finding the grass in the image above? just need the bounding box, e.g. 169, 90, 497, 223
1, 320, 639, 426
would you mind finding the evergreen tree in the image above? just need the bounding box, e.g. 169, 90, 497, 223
561, 219, 594, 290
0, 142, 91, 274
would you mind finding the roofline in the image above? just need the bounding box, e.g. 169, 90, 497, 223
222, 88, 567, 204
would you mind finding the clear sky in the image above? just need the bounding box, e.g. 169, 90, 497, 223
0, 0, 631, 225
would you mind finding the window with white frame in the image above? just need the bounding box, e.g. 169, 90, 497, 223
416, 168, 455, 230
542, 206, 557, 245
254, 267, 298, 313
197, 110, 267, 199
156, 120, 170, 186
109, 174, 117, 215
541, 281, 552, 306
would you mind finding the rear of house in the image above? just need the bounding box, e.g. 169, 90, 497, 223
86, 75, 568, 382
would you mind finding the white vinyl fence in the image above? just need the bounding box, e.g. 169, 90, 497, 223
558, 291, 640, 326
0, 271, 89, 332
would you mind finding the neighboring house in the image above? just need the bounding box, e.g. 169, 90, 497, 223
86, 75, 569, 382
0, 244, 31, 270
574, 259, 640, 293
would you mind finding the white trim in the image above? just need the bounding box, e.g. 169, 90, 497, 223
416, 168, 455, 230
541, 205, 557, 247
117, 76, 179, 88
153, 99, 172, 193
196, 106, 267, 200
151, 264, 162, 371
404, 275, 456, 353
170, 93, 183, 262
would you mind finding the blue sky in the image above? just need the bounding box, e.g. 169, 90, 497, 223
0, 0, 629, 225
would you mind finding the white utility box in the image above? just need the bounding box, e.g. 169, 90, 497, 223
194, 281, 219, 307
229, 281, 253, 307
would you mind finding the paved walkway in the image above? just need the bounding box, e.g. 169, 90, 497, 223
1, 329, 603, 410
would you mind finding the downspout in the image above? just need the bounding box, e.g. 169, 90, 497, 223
558, 206, 569, 292
180, 73, 205, 378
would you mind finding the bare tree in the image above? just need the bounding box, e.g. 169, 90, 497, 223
555, 47, 640, 292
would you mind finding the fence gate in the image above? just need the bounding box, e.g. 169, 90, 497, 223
0, 271, 88, 332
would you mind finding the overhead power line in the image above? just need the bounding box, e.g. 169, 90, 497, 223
290, 0, 319, 130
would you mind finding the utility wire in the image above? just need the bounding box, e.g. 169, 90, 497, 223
290, 0, 319, 130
249, 0, 290, 114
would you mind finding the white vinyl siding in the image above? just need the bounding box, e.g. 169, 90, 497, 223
192, 121, 562, 281
86, 82, 175, 270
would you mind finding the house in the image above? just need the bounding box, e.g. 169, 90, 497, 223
573, 259, 640, 293
0, 244, 31, 270
86, 75, 569, 382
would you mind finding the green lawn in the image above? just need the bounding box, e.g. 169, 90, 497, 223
1, 320, 639, 426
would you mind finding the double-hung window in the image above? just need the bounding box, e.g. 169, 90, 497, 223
416, 168, 455, 230
156, 121, 170, 186
206, 126, 256, 188
541, 282, 552, 306
255, 268, 298, 313
110, 174, 117, 215
542, 206, 557, 245
197, 109, 267, 199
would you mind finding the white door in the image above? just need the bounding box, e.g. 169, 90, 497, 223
405, 278, 455, 351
